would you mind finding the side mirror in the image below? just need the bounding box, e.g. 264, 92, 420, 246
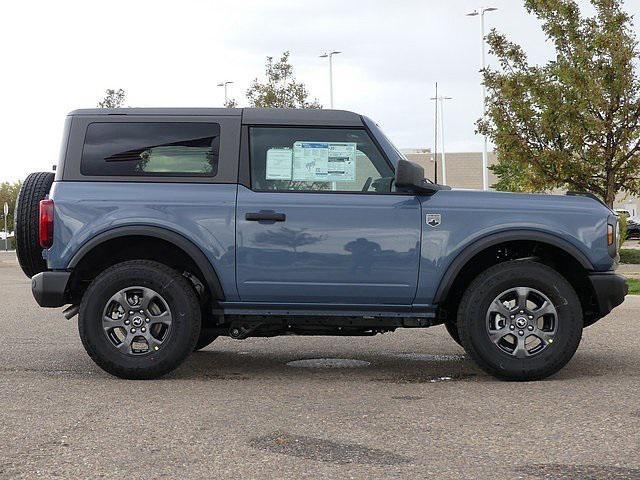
394, 159, 450, 194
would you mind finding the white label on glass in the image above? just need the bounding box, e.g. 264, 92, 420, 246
292, 141, 356, 182
266, 148, 293, 180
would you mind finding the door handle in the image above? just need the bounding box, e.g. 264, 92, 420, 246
245, 211, 286, 222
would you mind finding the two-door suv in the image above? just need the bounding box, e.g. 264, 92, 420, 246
15, 108, 627, 380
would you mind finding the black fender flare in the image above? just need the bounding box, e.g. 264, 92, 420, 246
432, 230, 594, 304
68, 225, 225, 301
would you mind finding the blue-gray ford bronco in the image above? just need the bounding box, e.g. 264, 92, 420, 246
15, 108, 627, 380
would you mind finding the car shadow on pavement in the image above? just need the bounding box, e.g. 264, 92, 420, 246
166, 349, 479, 383
153, 348, 619, 383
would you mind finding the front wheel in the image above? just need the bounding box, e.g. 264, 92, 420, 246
457, 260, 583, 381
78, 260, 201, 379
444, 321, 462, 347
194, 328, 218, 351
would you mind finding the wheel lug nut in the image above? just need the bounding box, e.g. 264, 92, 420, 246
528, 315, 533, 320
510, 325, 515, 330
131, 328, 136, 333
139, 310, 144, 314
145, 318, 150, 323
528, 325, 534, 331
519, 310, 524, 314
141, 327, 146, 333
518, 330, 524, 336
129, 311, 133, 315
510, 315, 515, 319
124, 320, 130, 325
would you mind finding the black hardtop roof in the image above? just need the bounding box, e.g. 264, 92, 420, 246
67, 108, 364, 126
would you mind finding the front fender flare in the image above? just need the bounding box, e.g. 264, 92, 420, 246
432, 230, 594, 304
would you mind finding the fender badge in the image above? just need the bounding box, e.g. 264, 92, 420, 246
426, 213, 441, 228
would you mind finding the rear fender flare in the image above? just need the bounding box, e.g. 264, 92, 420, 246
67, 225, 225, 301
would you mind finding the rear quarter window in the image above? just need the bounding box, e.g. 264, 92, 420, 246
81, 122, 221, 177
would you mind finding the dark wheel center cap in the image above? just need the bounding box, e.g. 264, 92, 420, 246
515, 317, 528, 328
131, 316, 143, 327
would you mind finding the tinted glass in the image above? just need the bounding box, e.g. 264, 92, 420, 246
249, 127, 393, 192
81, 122, 220, 176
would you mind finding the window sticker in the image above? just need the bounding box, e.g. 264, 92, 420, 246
266, 148, 293, 180
292, 142, 356, 182
292, 142, 329, 181
327, 143, 356, 182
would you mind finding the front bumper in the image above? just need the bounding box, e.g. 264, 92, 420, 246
31, 271, 71, 307
588, 272, 628, 318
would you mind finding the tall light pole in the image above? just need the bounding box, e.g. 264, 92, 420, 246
319, 51, 341, 108
217, 81, 233, 105
3, 202, 8, 251
432, 83, 439, 184
467, 6, 497, 190
430, 91, 453, 185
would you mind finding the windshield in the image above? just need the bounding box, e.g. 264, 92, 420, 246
362, 116, 434, 184
361, 116, 407, 166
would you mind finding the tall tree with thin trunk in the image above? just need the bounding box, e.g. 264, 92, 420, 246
478, 0, 640, 207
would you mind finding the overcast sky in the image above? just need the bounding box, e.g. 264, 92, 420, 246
2, 0, 639, 181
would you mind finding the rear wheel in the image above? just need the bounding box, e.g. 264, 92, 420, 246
14, 171, 54, 278
457, 260, 583, 381
78, 260, 201, 379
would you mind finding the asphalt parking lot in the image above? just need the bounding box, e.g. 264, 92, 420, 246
1, 251, 639, 480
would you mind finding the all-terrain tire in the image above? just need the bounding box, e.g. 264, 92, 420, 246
78, 260, 201, 379
444, 321, 462, 347
457, 260, 583, 381
14, 172, 55, 278
194, 329, 218, 351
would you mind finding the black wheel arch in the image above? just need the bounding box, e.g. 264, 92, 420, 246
67, 225, 225, 302
433, 230, 594, 305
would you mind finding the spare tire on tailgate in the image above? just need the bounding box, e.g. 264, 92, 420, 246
15, 172, 55, 278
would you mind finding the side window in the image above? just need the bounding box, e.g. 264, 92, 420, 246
81, 122, 220, 177
249, 127, 394, 192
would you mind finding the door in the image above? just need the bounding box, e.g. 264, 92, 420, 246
236, 126, 421, 305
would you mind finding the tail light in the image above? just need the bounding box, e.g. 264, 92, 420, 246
607, 224, 614, 246
39, 199, 54, 248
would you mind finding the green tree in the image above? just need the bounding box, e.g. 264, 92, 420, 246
98, 88, 127, 108
246, 51, 321, 108
478, 0, 640, 207
0, 181, 21, 233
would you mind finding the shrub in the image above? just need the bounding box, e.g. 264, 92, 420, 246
619, 215, 628, 246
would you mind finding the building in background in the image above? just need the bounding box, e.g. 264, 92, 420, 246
400, 148, 498, 189
400, 148, 639, 216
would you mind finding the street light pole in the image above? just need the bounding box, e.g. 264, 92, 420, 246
217, 81, 233, 105
320, 51, 341, 108
432, 83, 438, 184
3, 202, 8, 251
431, 89, 453, 185
467, 6, 497, 191
439, 95, 453, 186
